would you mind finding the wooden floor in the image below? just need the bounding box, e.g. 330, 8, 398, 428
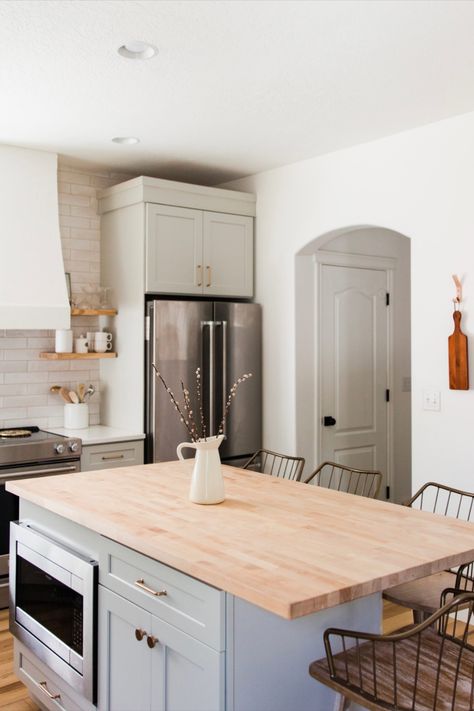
0, 603, 413, 710
0, 609, 39, 711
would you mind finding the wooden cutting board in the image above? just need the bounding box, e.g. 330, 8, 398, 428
448, 310, 469, 390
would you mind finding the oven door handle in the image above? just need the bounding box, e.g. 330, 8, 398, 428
1, 465, 78, 481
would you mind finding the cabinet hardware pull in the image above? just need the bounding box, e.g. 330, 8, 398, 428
39, 681, 61, 700
206, 265, 211, 287
147, 634, 159, 648
101, 454, 124, 461
135, 578, 167, 596
135, 628, 147, 641
196, 264, 202, 286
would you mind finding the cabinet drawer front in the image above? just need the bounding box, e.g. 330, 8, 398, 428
99, 537, 225, 650
16, 648, 81, 711
81, 441, 144, 471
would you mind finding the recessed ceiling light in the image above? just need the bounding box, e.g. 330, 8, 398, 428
112, 136, 140, 145
118, 41, 157, 60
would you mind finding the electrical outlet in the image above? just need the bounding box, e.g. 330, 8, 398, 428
423, 390, 441, 411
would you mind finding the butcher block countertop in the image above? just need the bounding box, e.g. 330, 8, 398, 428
7, 461, 474, 619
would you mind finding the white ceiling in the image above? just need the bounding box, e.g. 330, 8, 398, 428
2, 0, 474, 184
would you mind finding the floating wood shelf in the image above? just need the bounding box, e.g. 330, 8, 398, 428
71, 308, 118, 316
39, 352, 117, 360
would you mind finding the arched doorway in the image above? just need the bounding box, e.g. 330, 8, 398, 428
295, 226, 411, 502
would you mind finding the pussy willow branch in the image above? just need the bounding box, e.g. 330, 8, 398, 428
152, 363, 197, 442
195, 367, 207, 440
217, 373, 253, 435
181, 380, 199, 441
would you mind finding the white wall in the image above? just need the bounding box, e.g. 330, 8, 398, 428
224, 110, 474, 494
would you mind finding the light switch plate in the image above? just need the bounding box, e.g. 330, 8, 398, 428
423, 390, 441, 411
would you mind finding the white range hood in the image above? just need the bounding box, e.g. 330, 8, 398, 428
0, 145, 70, 330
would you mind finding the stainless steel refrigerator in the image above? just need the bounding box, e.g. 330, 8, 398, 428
145, 300, 262, 464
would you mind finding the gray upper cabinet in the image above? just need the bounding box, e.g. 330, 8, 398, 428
146, 204, 204, 295
145, 204, 253, 297
203, 211, 253, 297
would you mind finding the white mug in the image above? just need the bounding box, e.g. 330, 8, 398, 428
94, 333, 112, 353
74, 337, 89, 354
86, 332, 95, 352
101, 331, 113, 342
55, 329, 73, 353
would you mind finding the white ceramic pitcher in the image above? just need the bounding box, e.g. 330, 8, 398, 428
177, 434, 225, 504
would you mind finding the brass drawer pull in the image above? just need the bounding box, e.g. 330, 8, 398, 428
135, 627, 147, 641
39, 681, 61, 700
147, 634, 159, 648
196, 264, 202, 286
206, 265, 212, 287
135, 578, 167, 597
101, 454, 124, 461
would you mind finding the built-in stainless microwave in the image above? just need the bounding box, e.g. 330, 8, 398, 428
9, 521, 98, 702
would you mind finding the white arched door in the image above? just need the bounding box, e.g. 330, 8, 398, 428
319, 258, 391, 498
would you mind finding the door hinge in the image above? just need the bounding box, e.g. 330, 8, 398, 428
145, 315, 150, 341
386, 485, 390, 499
386, 292, 390, 306
385, 389, 390, 402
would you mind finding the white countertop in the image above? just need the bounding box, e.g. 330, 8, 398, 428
47, 425, 145, 446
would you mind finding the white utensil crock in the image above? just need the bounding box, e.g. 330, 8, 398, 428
177, 435, 225, 504
64, 403, 89, 429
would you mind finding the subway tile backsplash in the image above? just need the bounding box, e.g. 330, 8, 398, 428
0, 163, 131, 429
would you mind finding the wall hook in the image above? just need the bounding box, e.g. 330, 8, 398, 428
452, 274, 462, 309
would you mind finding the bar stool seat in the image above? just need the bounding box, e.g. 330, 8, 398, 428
310, 626, 474, 710
383, 482, 474, 622
309, 590, 474, 711
383, 570, 457, 617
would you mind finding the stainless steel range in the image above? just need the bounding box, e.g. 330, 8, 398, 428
0, 426, 82, 608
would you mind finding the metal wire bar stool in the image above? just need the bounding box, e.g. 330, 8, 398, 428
242, 449, 305, 481
303, 461, 382, 499
310, 589, 474, 711
384, 482, 474, 621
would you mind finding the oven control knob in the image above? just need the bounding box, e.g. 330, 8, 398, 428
54, 443, 65, 454
69, 441, 79, 453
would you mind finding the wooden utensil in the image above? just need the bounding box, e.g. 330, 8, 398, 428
78, 383, 86, 403
50, 385, 61, 394
448, 309, 469, 389
59, 387, 73, 403
69, 390, 80, 404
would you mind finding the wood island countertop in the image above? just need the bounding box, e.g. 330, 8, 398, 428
7, 461, 474, 619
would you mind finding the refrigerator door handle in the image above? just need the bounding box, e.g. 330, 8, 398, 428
202, 320, 216, 437
148, 304, 157, 462
220, 321, 227, 437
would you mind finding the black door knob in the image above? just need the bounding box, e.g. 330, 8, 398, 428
323, 416, 336, 426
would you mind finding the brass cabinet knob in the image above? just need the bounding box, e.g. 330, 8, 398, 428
147, 634, 159, 649
135, 628, 147, 641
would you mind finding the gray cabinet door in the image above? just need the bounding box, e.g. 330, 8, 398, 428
146, 204, 203, 294
99, 586, 152, 711
149, 616, 224, 711
203, 211, 253, 297
99, 586, 225, 711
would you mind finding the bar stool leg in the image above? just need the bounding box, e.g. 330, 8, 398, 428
413, 609, 430, 625
334, 693, 349, 711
